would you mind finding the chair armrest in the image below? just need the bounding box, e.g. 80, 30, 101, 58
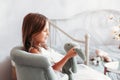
10, 46, 51, 68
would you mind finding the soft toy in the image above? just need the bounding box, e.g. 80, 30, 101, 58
62, 43, 86, 80
64, 43, 86, 61
95, 49, 112, 62
90, 56, 102, 66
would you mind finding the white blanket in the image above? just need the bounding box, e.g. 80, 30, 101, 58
73, 64, 111, 80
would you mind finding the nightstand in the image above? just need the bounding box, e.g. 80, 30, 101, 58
104, 61, 120, 75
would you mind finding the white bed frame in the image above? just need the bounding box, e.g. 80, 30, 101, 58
49, 21, 90, 65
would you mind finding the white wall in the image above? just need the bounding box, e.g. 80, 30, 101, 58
0, 0, 120, 61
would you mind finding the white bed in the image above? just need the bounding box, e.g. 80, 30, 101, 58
74, 64, 111, 80
48, 9, 120, 80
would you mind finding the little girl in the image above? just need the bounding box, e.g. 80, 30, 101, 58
12, 13, 77, 80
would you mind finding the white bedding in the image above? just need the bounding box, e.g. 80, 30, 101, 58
73, 64, 111, 80
88, 45, 120, 80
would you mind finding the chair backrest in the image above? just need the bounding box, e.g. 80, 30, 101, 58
10, 46, 57, 80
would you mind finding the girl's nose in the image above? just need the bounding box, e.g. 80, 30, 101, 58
47, 30, 49, 36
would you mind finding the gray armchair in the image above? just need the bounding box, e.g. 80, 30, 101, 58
10, 46, 57, 80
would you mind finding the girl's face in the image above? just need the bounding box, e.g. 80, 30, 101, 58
33, 21, 49, 45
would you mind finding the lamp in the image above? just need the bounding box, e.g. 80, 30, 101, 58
109, 15, 120, 49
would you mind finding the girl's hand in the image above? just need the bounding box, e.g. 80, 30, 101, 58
66, 47, 77, 59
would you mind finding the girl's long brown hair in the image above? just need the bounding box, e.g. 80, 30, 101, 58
22, 13, 48, 52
